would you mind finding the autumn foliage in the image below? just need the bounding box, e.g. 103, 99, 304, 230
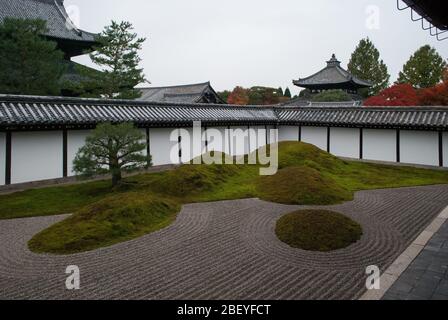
364, 70, 448, 107
227, 86, 250, 105
418, 69, 448, 106
363, 84, 419, 106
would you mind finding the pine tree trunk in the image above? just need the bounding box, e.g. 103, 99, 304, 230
111, 169, 122, 187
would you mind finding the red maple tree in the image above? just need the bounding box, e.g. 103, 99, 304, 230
227, 86, 250, 105
418, 69, 448, 106
363, 84, 419, 107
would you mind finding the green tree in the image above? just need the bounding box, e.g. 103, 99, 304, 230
312, 90, 352, 102
84, 21, 146, 99
348, 38, 390, 97
0, 18, 65, 95
397, 45, 447, 89
284, 87, 292, 98
73, 123, 150, 187
218, 90, 231, 103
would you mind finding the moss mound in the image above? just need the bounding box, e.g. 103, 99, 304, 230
28, 193, 180, 254
276, 210, 363, 252
276, 141, 345, 171
257, 166, 352, 205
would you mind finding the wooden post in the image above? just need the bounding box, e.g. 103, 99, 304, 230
62, 129, 68, 178
359, 128, 363, 160
5, 131, 11, 185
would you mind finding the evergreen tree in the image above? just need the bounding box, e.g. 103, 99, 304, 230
348, 38, 390, 97
277, 87, 284, 96
397, 45, 447, 89
73, 123, 150, 187
284, 87, 292, 98
84, 21, 146, 99
0, 18, 65, 95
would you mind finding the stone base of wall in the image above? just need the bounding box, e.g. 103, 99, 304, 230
0, 164, 178, 195
339, 157, 448, 171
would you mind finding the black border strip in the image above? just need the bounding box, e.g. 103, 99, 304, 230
5, 131, 11, 185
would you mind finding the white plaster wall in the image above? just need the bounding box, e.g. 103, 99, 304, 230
301, 126, 327, 150
330, 128, 360, 158
444, 132, 448, 167
0, 132, 5, 185
363, 129, 397, 162
11, 131, 63, 184
278, 126, 299, 142
179, 127, 206, 163
250, 126, 267, 152
401, 130, 439, 166
206, 127, 227, 154
149, 128, 179, 166
229, 126, 249, 156
67, 130, 91, 176
266, 125, 278, 145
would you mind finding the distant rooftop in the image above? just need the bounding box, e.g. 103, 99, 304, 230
0, 0, 98, 57
137, 82, 225, 104
293, 54, 372, 93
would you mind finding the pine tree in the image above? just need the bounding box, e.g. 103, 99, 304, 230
0, 18, 65, 95
73, 123, 150, 187
397, 45, 447, 89
84, 21, 146, 99
284, 87, 292, 98
348, 38, 390, 97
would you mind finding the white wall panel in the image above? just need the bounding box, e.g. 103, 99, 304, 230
0, 132, 5, 185
149, 128, 179, 166
444, 132, 448, 167
229, 126, 249, 156
206, 127, 227, 154
301, 126, 327, 150
363, 129, 396, 162
11, 131, 63, 184
278, 126, 299, 142
330, 128, 359, 158
67, 130, 91, 176
249, 126, 267, 152
401, 130, 438, 166
179, 127, 207, 163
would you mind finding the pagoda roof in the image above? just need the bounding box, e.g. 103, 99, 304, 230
137, 82, 226, 104
293, 54, 372, 90
0, 0, 97, 45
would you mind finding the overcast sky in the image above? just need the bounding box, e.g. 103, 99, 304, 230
67, 0, 448, 95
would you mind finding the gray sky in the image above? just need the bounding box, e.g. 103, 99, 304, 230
68, 0, 448, 95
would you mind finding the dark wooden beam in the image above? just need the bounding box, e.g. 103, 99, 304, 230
396, 129, 401, 163
439, 131, 444, 167
327, 127, 331, 153
5, 131, 11, 185
359, 128, 363, 160
62, 129, 68, 177
146, 128, 151, 166
298, 125, 302, 142
265, 125, 268, 145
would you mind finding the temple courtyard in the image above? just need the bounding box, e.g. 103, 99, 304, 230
1, 184, 448, 300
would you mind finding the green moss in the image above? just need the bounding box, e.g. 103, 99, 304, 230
28, 192, 180, 254
275, 210, 363, 252
257, 166, 352, 205
0, 180, 115, 220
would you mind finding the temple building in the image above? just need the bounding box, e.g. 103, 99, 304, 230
293, 54, 372, 95
138, 82, 226, 104
0, 0, 99, 95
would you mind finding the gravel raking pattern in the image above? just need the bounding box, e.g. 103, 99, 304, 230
1, 185, 448, 300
